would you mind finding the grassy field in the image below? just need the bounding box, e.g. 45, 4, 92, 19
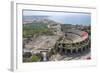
23, 23, 53, 38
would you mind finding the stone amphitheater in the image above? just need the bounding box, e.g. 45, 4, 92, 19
23, 23, 90, 61
55, 29, 90, 55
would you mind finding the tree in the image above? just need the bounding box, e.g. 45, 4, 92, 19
23, 52, 32, 58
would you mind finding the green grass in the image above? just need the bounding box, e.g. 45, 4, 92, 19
23, 23, 53, 38
23, 23, 48, 30
61, 24, 74, 32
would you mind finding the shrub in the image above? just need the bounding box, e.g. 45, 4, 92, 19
31, 55, 40, 62
23, 52, 32, 58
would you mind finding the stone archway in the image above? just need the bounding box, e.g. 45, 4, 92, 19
66, 49, 71, 54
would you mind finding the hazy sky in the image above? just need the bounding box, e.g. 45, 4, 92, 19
23, 10, 91, 25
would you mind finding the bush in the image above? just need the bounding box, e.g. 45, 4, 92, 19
31, 55, 40, 62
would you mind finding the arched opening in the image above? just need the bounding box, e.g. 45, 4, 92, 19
62, 43, 65, 47
83, 46, 86, 51
66, 49, 71, 54
78, 48, 81, 53
72, 49, 76, 54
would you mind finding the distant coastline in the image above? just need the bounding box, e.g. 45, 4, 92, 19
23, 10, 91, 25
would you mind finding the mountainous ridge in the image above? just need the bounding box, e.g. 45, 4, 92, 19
23, 16, 60, 24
